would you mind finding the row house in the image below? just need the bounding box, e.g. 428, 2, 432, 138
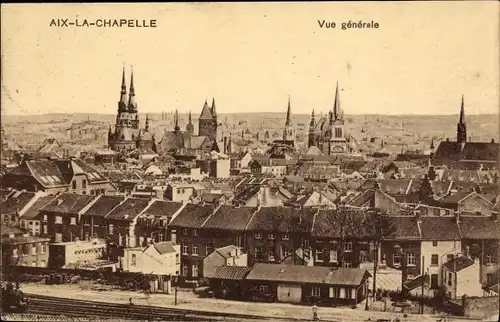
311, 209, 373, 269
1, 191, 38, 227
245, 207, 317, 265
19, 195, 57, 236
81, 195, 125, 241
40, 193, 99, 243
2, 225, 50, 268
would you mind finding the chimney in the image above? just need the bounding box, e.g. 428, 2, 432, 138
465, 245, 470, 259
455, 211, 460, 224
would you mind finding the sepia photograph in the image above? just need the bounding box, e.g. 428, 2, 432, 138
1, 2, 499, 322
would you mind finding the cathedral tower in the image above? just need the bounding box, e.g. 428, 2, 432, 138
329, 82, 348, 154
308, 109, 316, 148
198, 98, 218, 140
283, 96, 296, 142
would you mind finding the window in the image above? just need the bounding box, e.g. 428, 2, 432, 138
131, 254, 137, 266
182, 244, 189, 255
431, 274, 439, 289
22, 245, 29, 256
344, 241, 353, 252
192, 264, 198, 277
55, 216, 62, 224
268, 233, 275, 240
268, 248, 275, 261
31, 243, 37, 255
393, 253, 401, 266
315, 248, 324, 262
343, 260, 352, 268
43, 225, 48, 234
329, 249, 338, 262
255, 232, 262, 239
40, 243, 47, 254
171, 230, 177, 244
72, 180, 77, 190
236, 235, 243, 248
175, 254, 180, 264
259, 285, 269, 292
182, 265, 188, 276
192, 229, 198, 237
29, 221, 33, 226
485, 253, 495, 265
254, 247, 263, 260
70, 217, 77, 225
43, 215, 48, 222
158, 233, 164, 242
431, 254, 439, 266
205, 245, 213, 256
40, 260, 46, 267
448, 272, 452, 286
312, 286, 321, 297
192, 245, 198, 256
82, 179, 87, 190
182, 228, 188, 235
359, 251, 368, 263
486, 274, 494, 285
282, 233, 289, 240
32, 261, 37, 267
407, 252, 416, 266
432, 241, 438, 247
301, 238, 309, 248
329, 287, 340, 298
281, 246, 291, 259
108, 224, 114, 234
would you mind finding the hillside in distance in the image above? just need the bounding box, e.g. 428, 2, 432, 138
2, 112, 499, 154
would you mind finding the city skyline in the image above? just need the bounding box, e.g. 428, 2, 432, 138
1, 2, 499, 116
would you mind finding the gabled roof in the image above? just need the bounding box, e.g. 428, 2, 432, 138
212, 266, 252, 280
438, 191, 475, 204
247, 206, 317, 233
20, 195, 56, 219
246, 263, 370, 286
311, 209, 369, 238
152, 241, 176, 254
215, 245, 241, 259
83, 195, 125, 217
1, 191, 36, 214
418, 217, 461, 240
105, 197, 150, 221
42, 193, 97, 214
458, 216, 500, 239
443, 256, 475, 272
203, 205, 256, 231
140, 200, 184, 218
385, 216, 421, 240
168, 203, 215, 229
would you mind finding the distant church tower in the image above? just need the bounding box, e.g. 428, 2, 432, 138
198, 97, 218, 141
308, 109, 316, 148
283, 96, 296, 142
186, 110, 194, 135
457, 95, 467, 144
329, 82, 348, 154
108, 66, 141, 152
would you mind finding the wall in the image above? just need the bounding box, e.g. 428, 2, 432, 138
421, 240, 461, 287
462, 295, 499, 319
459, 194, 493, 215
456, 260, 483, 298
122, 244, 180, 276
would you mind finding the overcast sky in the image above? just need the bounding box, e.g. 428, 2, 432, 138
1, 2, 499, 116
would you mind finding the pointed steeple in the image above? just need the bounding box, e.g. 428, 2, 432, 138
118, 66, 128, 111
457, 95, 467, 144
333, 82, 341, 120
145, 114, 150, 131
309, 108, 315, 127
285, 95, 292, 126
174, 109, 180, 132
128, 67, 137, 112
211, 97, 217, 119
199, 98, 213, 119
430, 137, 435, 150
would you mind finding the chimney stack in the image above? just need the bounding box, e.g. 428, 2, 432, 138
455, 210, 460, 224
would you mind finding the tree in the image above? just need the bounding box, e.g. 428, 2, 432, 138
363, 209, 397, 304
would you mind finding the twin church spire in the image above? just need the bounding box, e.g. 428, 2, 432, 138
118, 66, 137, 113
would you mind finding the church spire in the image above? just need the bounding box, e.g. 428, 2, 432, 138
333, 82, 341, 120
211, 97, 217, 119
128, 67, 137, 112
457, 94, 467, 144
174, 109, 180, 132
285, 95, 292, 126
145, 114, 150, 131
118, 66, 127, 111
309, 108, 315, 127
199, 98, 213, 119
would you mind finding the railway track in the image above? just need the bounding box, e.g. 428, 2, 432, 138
23, 293, 270, 321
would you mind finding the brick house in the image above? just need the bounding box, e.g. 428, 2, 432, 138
1, 225, 50, 268
19, 195, 57, 236
80, 195, 125, 240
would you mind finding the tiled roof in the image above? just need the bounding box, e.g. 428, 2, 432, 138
212, 266, 252, 280
83, 195, 124, 217
168, 203, 215, 228
418, 217, 461, 240
21, 195, 56, 219
443, 256, 475, 272
460, 142, 499, 161
246, 263, 369, 286
1, 191, 36, 214
153, 241, 176, 254
385, 216, 421, 240
141, 200, 184, 218
215, 245, 240, 259
105, 198, 150, 221
203, 205, 256, 231
246, 206, 317, 233
439, 191, 474, 204
312, 209, 369, 238
434, 141, 461, 163
42, 193, 96, 214
458, 216, 500, 239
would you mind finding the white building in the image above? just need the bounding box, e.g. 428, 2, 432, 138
121, 241, 180, 276
442, 255, 483, 299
